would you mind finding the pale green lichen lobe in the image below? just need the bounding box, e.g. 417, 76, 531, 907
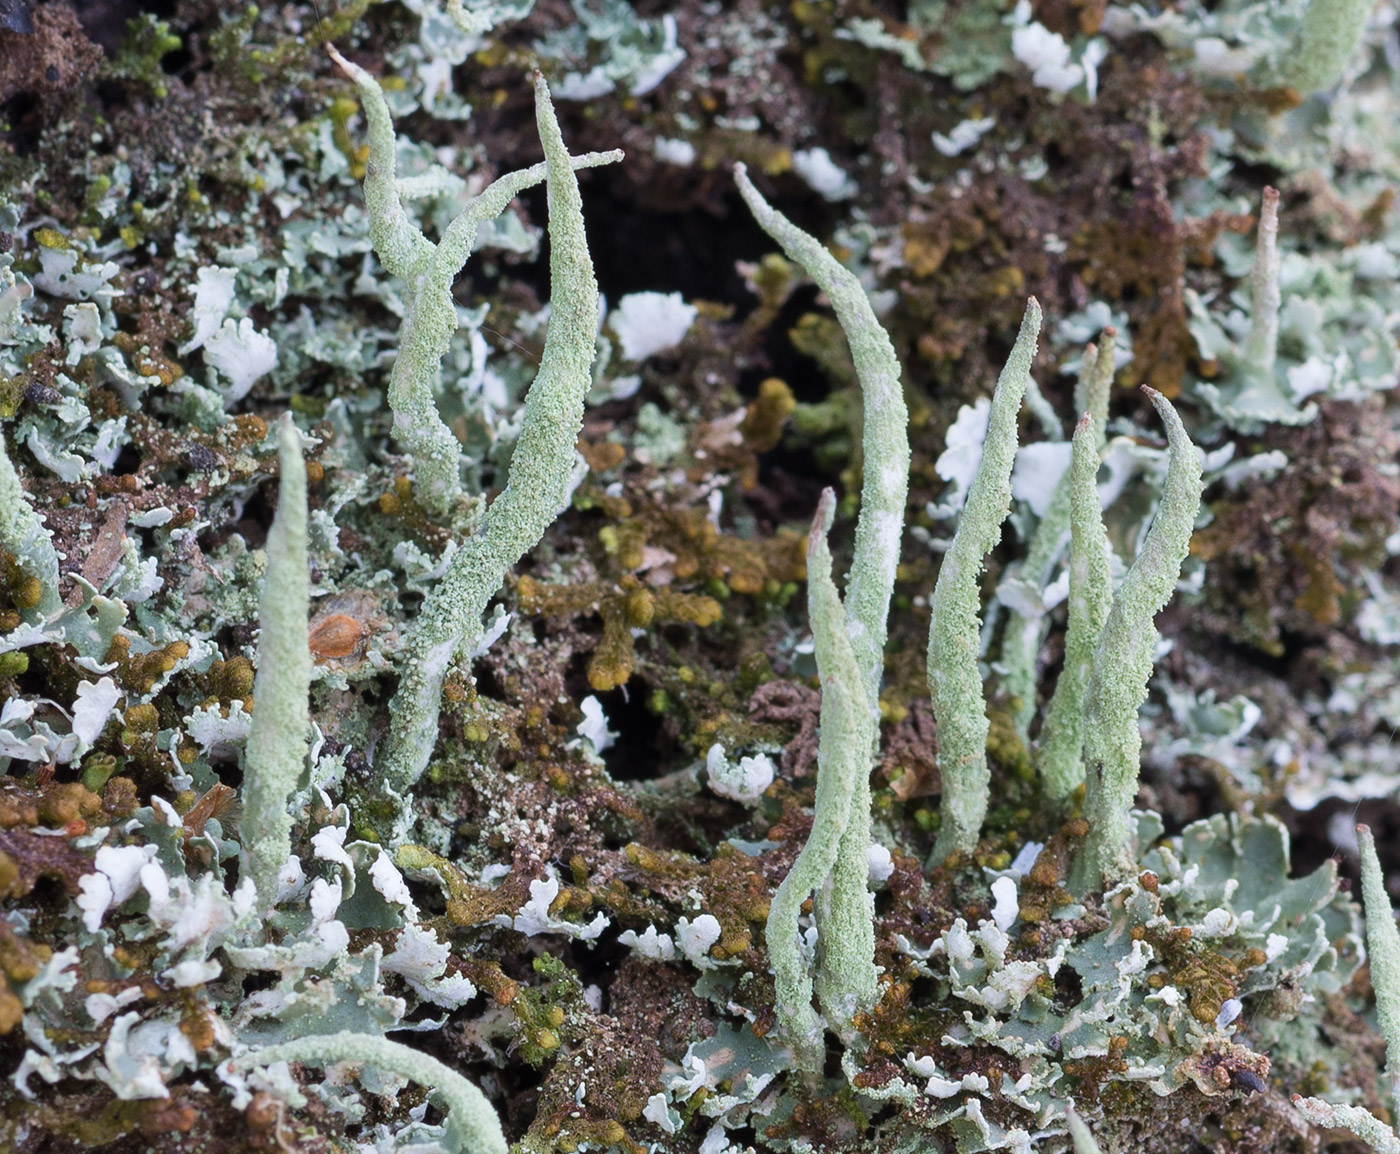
240, 415, 311, 910
0, 427, 62, 618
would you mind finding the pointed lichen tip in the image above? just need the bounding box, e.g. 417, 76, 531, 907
326, 42, 360, 81
1075, 412, 1094, 436
808, 487, 837, 555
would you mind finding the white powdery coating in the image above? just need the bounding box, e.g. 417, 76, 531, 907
77, 844, 156, 932
676, 914, 722, 964
505, 874, 609, 940
164, 958, 222, 988
932, 117, 996, 157
383, 922, 451, 978
610, 292, 697, 361
311, 824, 353, 871
72, 677, 121, 746
990, 876, 1019, 931
369, 852, 416, 913
86, 986, 142, 1025
1011, 441, 1073, 517
180, 266, 238, 354
653, 137, 696, 166
203, 318, 278, 404
705, 743, 775, 802
630, 16, 686, 94
619, 924, 677, 961
867, 844, 894, 885
791, 148, 857, 201
554, 66, 614, 101
1009, 841, 1044, 877
933, 398, 992, 514
1197, 907, 1237, 937
1011, 22, 1084, 92
576, 695, 617, 753
643, 1092, 677, 1134
308, 877, 343, 925
1193, 37, 1257, 77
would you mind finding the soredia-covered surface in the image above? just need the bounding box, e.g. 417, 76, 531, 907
3, 1, 1400, 1152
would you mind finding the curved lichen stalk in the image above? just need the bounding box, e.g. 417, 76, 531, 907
735, 168, 905, 1065
764, 490, 877, 1071
0, 427, 61, 619
929, 300, 1041, 864
240, 416, 311, 910
1034, 412, 1113, 800
247, 1033, 507, 1154
732, 164, 909, 711
1073, 388, 1202, 891
378, 72, 616, 794
329, 46, 621, 520
1002, 330, 1114, 741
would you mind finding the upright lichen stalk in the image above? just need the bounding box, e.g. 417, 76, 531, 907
1003, 330, 1114, 742
240, 416, 311, 910
1293, 825, 1400, 1152
1360, 824, 1400, 1106
378, 72, 619, 794
732, 165, 909, 708
734, 166, 908, 1062
1034, 411, 1113, 800
1073, 388, 1202, 890
329, 47, 621, 522
1245, 188, 1281, 377
929, 300, 1041, 863
764, 491, 878, 1070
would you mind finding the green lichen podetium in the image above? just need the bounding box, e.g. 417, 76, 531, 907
328, 47, 620, 522
1066, 1107, 1105, 1154
247, 1032, 507, 1154
1360, 824, 1400, 1107
0, 426, 61, 619
732, 164, 910, 712
1034, 412, 1114, 802
764, 491, 877, 1071
928, 300, 1041, 864
1003, 330, 1114, 744
1197, 189, 1316, 428
239, 415, 311, 912
1280, 0, 1379, 94
1073, 388, 1203, 891
734, 165, 907, 1064
377, 71, 621, 795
